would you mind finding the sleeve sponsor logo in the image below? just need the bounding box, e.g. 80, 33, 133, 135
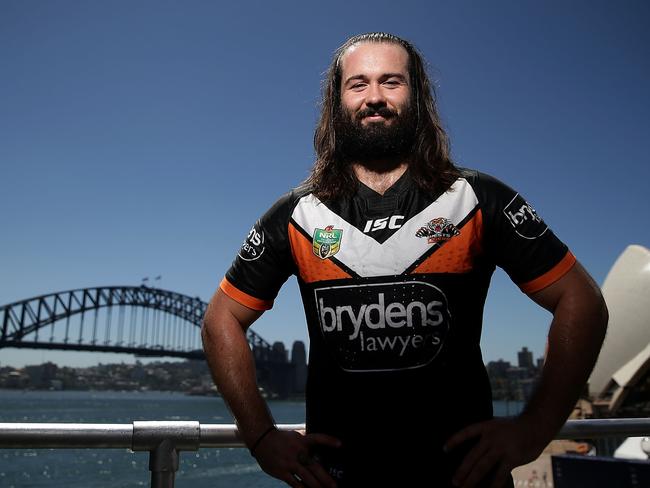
415, 217, 460, 244
238, 224, 265, 261
312, 225, 343, 260
314, 280, 450, 372
503, 194, 548, 240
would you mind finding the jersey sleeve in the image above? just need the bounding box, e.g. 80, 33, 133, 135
221, 191, 297, 310
473, 171, 576, 294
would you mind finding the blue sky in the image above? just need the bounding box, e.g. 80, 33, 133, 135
1, 1, 648, 368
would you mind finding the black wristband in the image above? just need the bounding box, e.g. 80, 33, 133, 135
249, 426, 277, 456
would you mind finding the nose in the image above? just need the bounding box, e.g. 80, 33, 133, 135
365, 82, 386, 109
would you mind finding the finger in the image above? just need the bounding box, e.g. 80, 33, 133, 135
304, 433, 342, 448
306, 460, 338, 488
452, 441, 490, 486
295, 465, 322, 488
488, 463, 510, 488
445, 422, 485, 451
461, 450, 501, 488
280, 473, 304, 488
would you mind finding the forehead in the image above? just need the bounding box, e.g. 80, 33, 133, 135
339, 42, 409, 80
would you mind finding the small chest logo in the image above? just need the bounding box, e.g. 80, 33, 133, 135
363, 215, 404, 233
313, 225, 343, 259
415, 218, 460, 244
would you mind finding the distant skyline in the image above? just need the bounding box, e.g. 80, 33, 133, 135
0, 340, 542, 370
1, 1, 649, 368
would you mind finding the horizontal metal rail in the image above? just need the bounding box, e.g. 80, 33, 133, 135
0, 419, 648, 487
556, 418, 650, 439
0, 421, 306, 449
1, 419, 648, 448
0, 421, 302, 488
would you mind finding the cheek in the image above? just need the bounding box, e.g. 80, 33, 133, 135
389, 94, 410, 110
341, 94, 363, 112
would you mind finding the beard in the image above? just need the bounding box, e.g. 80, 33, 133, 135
335, 102, 417, 166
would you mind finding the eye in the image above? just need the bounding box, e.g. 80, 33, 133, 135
350, 82, 367, 91
383, 79, 402, 87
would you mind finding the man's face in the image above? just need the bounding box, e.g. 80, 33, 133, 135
336, 42, 416, 163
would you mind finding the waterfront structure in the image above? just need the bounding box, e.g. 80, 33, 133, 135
0, 339, 310, 398
0, 286, 310, 398
588, 245, 650, 416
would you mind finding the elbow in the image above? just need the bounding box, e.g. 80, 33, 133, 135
200, 320, 208, 344
598, 294, 609, 338
590, 288, 609, 346
201, 318, 214, 349
201, 312, 215, 350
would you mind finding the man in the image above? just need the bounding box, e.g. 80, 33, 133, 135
202, 32, 608, 487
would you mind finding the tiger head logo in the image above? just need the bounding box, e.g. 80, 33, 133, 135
415, 218, 460, 244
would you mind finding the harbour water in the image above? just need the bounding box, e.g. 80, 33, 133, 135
0, 390, 523, 487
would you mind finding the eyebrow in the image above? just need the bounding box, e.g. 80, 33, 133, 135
343, 73, 408, 85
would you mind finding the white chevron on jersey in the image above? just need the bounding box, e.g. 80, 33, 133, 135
291, 178, 479, 276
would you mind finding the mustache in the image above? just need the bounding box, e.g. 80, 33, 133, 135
355, 107, 398, 120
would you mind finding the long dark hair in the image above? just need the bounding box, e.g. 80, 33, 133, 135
307, 32, 459, 201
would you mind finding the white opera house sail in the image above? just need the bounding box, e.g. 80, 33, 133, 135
589, 244, 650, 415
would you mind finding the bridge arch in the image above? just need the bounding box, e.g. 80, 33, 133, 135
0, 286, 273, 360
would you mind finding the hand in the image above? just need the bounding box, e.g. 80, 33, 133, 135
444, 417, 549, 488
252, 428, 342, 488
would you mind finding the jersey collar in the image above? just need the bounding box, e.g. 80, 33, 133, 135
356, 168, 414, 216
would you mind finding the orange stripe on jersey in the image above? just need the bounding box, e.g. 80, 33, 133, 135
288, 222, 352, 283
519, 251, 576, 294
219, 277, 273, 311
411, 210, 484, 274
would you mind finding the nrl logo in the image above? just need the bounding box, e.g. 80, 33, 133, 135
312, 225, 343, 260
415, 217, 460, 244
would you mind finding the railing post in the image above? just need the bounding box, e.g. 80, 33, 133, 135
132, 421, 200, 488
149, 438, 179, 488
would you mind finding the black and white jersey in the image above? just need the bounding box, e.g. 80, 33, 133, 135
221, 168, 574, 484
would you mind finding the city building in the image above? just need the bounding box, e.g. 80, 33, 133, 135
518, 347, 535, 371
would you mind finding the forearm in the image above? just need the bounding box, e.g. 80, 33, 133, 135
522, 280, 608, 443
201, 296, 275, 448
446, 264, 608, 487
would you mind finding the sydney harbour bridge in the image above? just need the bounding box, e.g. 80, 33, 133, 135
0, 286, 300, 396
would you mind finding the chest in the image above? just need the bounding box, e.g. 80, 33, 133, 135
288, 179, 485, 283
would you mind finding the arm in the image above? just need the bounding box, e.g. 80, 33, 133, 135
201, 288, 340, 488
201, 288, 270, 448
446, 261, 608, 488
519, 260, 608, 445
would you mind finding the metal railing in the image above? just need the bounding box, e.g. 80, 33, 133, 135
1, 419, 649, 487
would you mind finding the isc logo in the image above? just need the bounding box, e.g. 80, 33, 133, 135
363, 215, 404, 233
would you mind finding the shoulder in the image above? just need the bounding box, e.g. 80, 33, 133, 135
260, 183, 314, 223
456, 167, 513, 195
453, 168, 525, 217
454, 167, 542, 230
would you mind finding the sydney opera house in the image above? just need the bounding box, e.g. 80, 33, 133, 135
589, 244, 650, 418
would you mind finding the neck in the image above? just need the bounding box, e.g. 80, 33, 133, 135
352, 161, 408, 195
